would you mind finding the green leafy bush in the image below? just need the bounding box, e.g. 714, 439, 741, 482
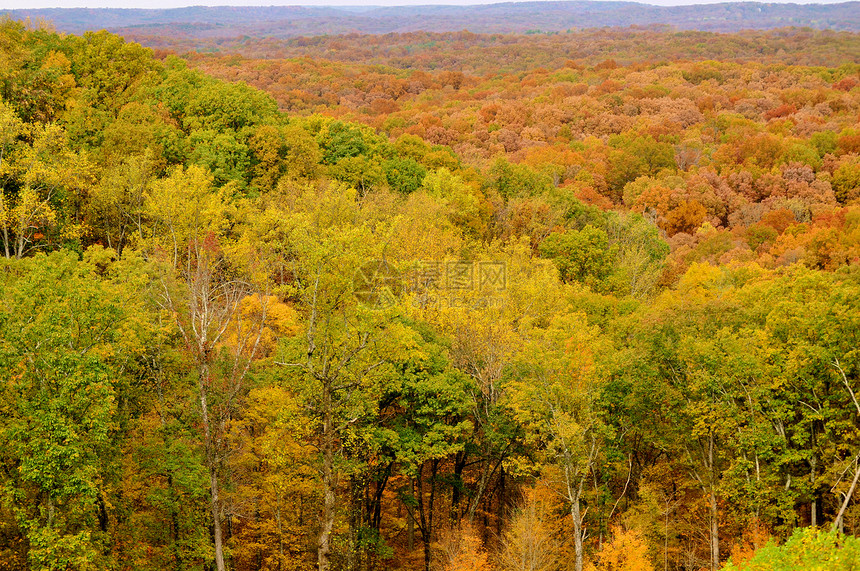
722, 528, 860, 571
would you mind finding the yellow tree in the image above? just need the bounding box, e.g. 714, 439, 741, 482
0, 104, 92, 259
86, 151, 157, 256
0, 97, 24, 258
586, 526, 654, 571
274, 190, 393, 571
227, 382, 318, 571
147, 164, 270, 571
498, 487, 560, 571
508, 312, 609, 571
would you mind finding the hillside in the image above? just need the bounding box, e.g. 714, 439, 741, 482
170, 27, 860, 72
7, 1, 860, 40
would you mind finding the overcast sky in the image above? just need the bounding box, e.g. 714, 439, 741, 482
1, 0, 851, 9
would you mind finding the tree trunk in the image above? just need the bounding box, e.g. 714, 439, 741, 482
416, 465, 430, 571
407, 507, 414, 552
347, 473, 364, 571
0, 152, 9, 260
413, 460, 439, 571
497, 466, 505, 542
810, 459, 817, 527
571, 492, 584, 571
563, 459, 587, 571
709, 489, 719, 571
319, 384, 335, 571
832, 458, 860, 533
810, 439, 818, 527
467, 453, 504, 523
451, 451, 466, 525
707, 429, 719, 571
15, 229, 24, 259
1, 198, 9, 259
664, 499, 669, 571
208, 465, 225, 571
427, 460, 438, 571
370, 465, 390, 531
199, 364, 226, 571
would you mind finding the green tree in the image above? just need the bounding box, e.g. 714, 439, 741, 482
0, 249, 146, 569
483, 157, 553, 199
86, 151, 156, 256
378, 325, 474, 571
182, 79, 277, 133
186, 129, 252, 188
722, 528, 860, 571
539, 225, 619, 291
382, 156, 427, 194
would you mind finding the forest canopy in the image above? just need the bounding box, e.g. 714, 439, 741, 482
0, 15, 859, 571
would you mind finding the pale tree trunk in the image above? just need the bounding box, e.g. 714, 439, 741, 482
570, 491, 584, 571
0, 151, 9, 259
199, 362, 226, 571
318, 384, 335, 571
279, 265, 379, 571
0, 195, 9, 259
833, 360, 860, 534
16, 227, 24, 259
832, 456, 860, 534
810, 456, 817, 527
546, 394, 597, 571
562, 448, 591, 571
158, 243, 268, 571
709, 488, 719, 571
707, 432, 719, 571
1, 223, 8, 258
687, 431, 720, 571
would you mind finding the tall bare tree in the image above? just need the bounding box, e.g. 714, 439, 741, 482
148, 165, 269, 571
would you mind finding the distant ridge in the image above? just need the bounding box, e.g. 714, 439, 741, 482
6, 1, 860, 37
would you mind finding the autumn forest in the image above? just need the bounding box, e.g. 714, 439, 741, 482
1, 8, 860, 571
